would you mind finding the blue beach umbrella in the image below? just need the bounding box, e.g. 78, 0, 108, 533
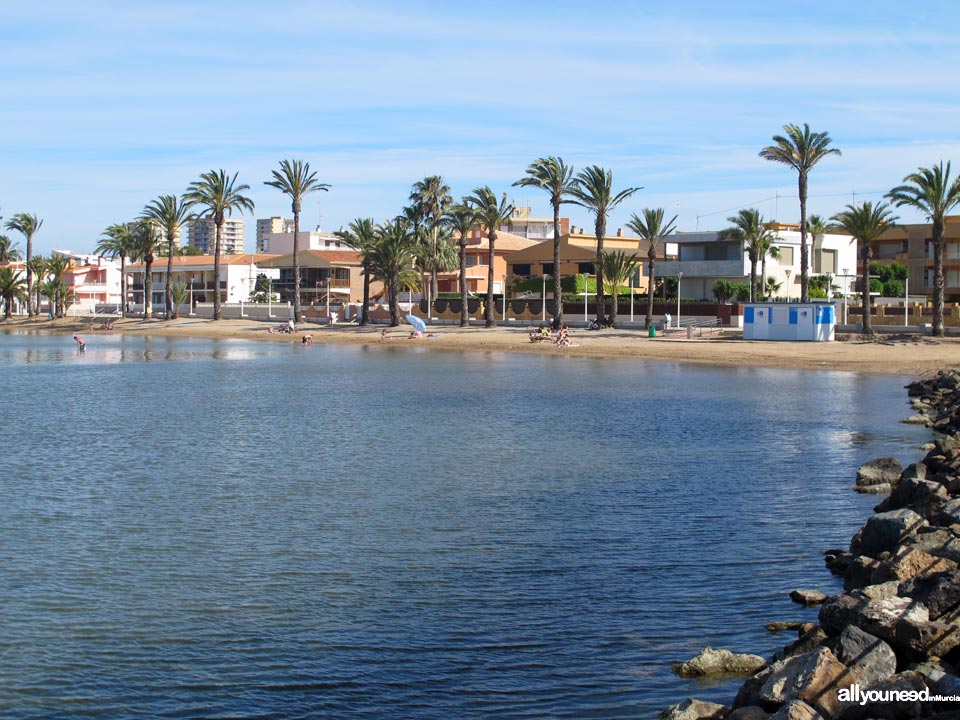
406, 314, 427, 334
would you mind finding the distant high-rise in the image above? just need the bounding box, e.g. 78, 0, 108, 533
188, 218, 245, 254
257, 217, 296, 252
127, 219, 182, 249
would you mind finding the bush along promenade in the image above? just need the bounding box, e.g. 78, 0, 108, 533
661, 370, 960, 720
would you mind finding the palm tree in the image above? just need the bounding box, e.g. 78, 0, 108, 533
5, 213, 43, 316
831, 201, 897, 336
569, 166, 641, 326
760, 240, 781, 300
0, 235, 21, 263
626, 208, 677, 329
170, 282, 189, 318
600, 250, 641, 328
185, 169, 255, 320
27, 255, 48, 317
442, 203, 479, 327
264, 160, 330, 323
886, 162, 960, 337
718, 209, 779, 302
513, 157, 577, 329
466, 187, 514, 328
0, 267, 27, 319
128, 220, 161, 318
96, 223, 136, 317
369, 219, 418, 327
410, 176, 452, 303
335, 218, 378, 326
46, 253, 70, 317
759, 123, 841, 302
141, 194, 194, 320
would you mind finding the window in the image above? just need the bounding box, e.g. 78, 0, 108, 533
512, 263, 531, 276
778, 247, 794, 267
578, 262, 594, 274
542, 263, 555, 275
820, 249, 837, 274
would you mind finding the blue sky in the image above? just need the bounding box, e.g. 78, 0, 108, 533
2, 0, 959, 256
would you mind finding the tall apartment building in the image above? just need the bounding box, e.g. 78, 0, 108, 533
257, 217, 296, 252
187, 217, 245, 254
126, 219, 182, 249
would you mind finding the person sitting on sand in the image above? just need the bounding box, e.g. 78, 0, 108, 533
73, 335, 86, 352
555, 325, 570, 347
301, 334, 313, 345
287, 318, 296, 333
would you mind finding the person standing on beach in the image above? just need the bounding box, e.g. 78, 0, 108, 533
73, 336, 85, 352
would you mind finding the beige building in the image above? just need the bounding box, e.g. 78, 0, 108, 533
870, 216, 960, 301
258, 227, 348, 256
507, 204, 570, 240
257, 217, 296, 252
188, 217, 246, 254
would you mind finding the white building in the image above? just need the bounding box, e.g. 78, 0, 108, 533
657, 224, 857, 301
187, 217, 246, 254
258, 227, 348, 256
127, 253, 280, 308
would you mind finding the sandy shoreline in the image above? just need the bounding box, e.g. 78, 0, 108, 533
4, 316, 958, 377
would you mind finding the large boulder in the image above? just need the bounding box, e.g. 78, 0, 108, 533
758, 647, 848, 716
900, 571, 960, 620
870, 546, 958, 584
849, 509, 926, 558
934, 497, 960, 527
844, 556, 882, 592
875, 477, 948, 517
856, 457, 903, 487
827, 626, 896, 684
903, 526, 960, 563
658, 698, 727, 720
773, 625, 829, 663
789, 589, 829, 606
727, 707, 771, 720
673, 647, 767, 677
769, 700, 824, 720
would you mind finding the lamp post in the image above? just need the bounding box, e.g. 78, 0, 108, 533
784, 269, 792, 300
542, 273, 547, 322
841, 268, 848, 325
676, 272, 683, 328
267, 278, 272, 319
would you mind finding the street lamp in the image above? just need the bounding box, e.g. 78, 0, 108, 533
784, 269, 792, 300
841, 268, 848, 325
542, 273, 547, 322
189, 279, 195, 316
676, 272, 683, 328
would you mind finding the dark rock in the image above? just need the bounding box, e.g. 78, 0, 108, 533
900, 571, 960, 620
849, 509, 926, 558
658, 697, 727, 720
673, 647, 767, 677
901, 462, 928, 483
827, 626, 896, 683
790, 589, 829, 606
875, 477, 948, 517
820, 594, 866, 636
934, 498, 960, 527
856, 457, 904, 487
825, 551, 854, 577
769, 700, 824, 720
727, 707, 771, 720
733, 668, 774, 710
767, 621, 806, 634
773, 625, 829, 663
844, 556, 881, 592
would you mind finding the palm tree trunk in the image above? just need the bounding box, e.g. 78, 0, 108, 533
459, 240, 468, 328
144, 257, 153, 318
552, 203, 563, 330
749, 258, 758, 302
933, 219, 944, 337
431, 225, 440, 303
360, 263, 371, 327
389, 271, 400, 326
798, 173, 809, 303
213, 222, 222, 321
761, 255, 768, 300
645, 250, 656, 329
595, 223, 606, 326
485, 232, 497, 328
861, 244, 872, 336
26, 236, 33, 317
293, 209, 302, 323
165, 233, 174, 320
120, 258, 127, 318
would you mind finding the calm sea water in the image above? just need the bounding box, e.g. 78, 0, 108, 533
0, 331, 930, 719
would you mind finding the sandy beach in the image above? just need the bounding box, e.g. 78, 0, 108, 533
7, 315, 959, 377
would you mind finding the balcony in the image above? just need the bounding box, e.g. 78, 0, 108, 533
657, 259, 747, 278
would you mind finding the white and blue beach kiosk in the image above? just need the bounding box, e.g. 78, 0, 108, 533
742, 302, 836, 342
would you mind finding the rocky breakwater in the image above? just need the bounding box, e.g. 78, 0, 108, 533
661, 369, 960, 720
